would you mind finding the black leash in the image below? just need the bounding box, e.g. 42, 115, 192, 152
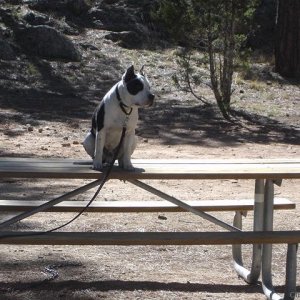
46, 126, 127, 233
0, 126, 127, 239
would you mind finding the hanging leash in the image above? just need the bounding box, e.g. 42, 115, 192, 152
0, 126, 127, 239
45, 125, 127, 233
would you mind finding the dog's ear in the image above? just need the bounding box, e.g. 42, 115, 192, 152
140, 65, 145, 76
124, 65, 136, 83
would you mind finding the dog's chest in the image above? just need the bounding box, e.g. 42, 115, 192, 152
105, 106, 138, 128
103, 127, 123, 151
104, 109, 138, 151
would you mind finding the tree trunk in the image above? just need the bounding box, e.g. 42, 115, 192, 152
275, 0, 300, 78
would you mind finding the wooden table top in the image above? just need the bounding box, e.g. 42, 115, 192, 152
0, 158, 300, 180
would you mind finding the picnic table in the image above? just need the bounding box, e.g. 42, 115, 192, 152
0, 157, 299, 300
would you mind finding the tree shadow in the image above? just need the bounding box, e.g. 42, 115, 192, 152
0, 54, 122, 123
138, 100, 299, 147
0, 86, 87, 121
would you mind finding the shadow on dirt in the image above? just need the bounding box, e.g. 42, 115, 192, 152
0, 278, 285, 295
0, 55, 122, 123
0, 88, 87, 121
138, 100, 299, 147
0, 177, 86, 201
1, 88, 298, 148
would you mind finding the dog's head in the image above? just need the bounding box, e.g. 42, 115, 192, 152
119, 65, 155, 107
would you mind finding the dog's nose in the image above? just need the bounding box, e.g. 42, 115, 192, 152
149, 93, 155, 103
148, 93, 155, 106
149, 93, 155, 101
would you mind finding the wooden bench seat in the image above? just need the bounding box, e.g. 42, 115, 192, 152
0, 230, 300, 245
0, 198, 295, 213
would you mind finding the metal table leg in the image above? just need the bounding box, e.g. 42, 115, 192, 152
284, 244, 298, 300
262, 180, 298, 300
232, 179, 264, 284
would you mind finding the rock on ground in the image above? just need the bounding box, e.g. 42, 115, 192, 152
16, 25, 81, 61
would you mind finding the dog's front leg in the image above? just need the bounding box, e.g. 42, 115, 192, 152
119, 132, 137, 171
93, 129, 106, 170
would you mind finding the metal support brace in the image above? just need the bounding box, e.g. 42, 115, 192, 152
262, 180, 298, 300
128, 179, 241, 232
232, 179, 264, 284
0, 179, 103, 229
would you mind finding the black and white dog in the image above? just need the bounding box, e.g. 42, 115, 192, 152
83, 65, 155, 171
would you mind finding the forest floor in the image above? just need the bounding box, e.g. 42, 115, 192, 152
0, 22, 300, 300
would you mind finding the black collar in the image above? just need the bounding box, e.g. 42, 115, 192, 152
116, 85, 133, 116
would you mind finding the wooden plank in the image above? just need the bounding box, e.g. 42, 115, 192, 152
0, 158, 300, 180
0, 231, 300, 245
1, 158, 299, 164
0, 198, 295, 213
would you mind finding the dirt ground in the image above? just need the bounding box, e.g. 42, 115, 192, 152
0, 27, 300, 299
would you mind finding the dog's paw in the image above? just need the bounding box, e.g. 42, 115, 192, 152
118, 158, 135, 171
93, 160, 103, 171
122, 163, 135, 171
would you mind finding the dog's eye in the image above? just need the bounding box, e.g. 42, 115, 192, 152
127, 79, 144, 95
